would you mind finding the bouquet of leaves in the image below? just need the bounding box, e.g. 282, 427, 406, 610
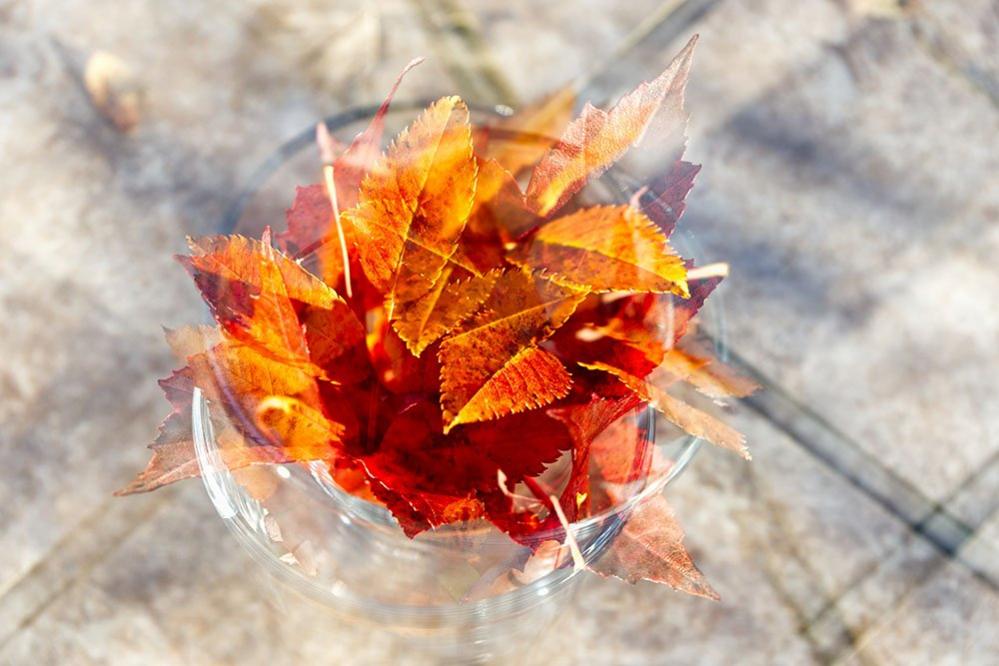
119, 37, 755, 599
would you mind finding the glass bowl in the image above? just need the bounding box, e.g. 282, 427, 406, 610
194, 102, 726, 662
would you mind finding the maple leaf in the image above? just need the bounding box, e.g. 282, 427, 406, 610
180, 233, 366, 382
526, 36, 697, 216
390, 266, 499, 356
344, 96, 477, 295
509, 204, 689, 296
438, 268, 585, 432
118, 333, 342, 495
358, 400, 490, 536
590, 493, 718, 600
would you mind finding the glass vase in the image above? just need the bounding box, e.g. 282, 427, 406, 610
193, 103, 725, 663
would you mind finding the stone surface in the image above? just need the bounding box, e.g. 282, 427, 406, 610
843, 559, 999, 665
686, 16, 999, 503
1, 0, 997, 663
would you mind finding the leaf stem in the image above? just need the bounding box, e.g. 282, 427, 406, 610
549, 494, 586, 572
322, 163, 352, 299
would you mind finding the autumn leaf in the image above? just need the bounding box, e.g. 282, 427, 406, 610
342, 96, 480, 342
367, 307, 442, 394
590, 493, 718, 600
673, 338, 759, 399
180, 233, 365, 381
466, 157, 538, 243
481, 85, 577, 176
359, 400, 489, 536
123, 41, 751, 600
460, 409, 574, 482
279, 183, 335, 257
583, 360, 750, 459
453, 158, 537, 273
526, 36, 697, 216
333, 58, 424, 211
509, 204, 688, 296
546, 375, 645, 520
117, 335, 341, 495
278, 59, 423, 257
390, 266, 499, 356
639, 160, 701, 236
439, 268, 585, 431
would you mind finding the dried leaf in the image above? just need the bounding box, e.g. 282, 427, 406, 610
509, 205, 688, 296
584, 361, 750, 459
117, 341, 340, 495
343, 97, 479, 326
359, 400, 489, 536
367, 308, 441, 394
123, 39, 749, 601
279, 59, 421, 265
639, 160, 701, 236
181, 234, 365, 380
439, 269, 585, 431
484, 85, 577, 175
526, 36, 697, 216
466, 157, 538, 243
390, 266, 499, 356
590, 494, 719, 600
334, 58, 424, 210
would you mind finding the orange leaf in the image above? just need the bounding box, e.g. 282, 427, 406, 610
344, 96, 477, 301
583, 361, 750, 459
278, 59, 422, 258
115, 423, 335, 496
334, 58, 424, 211
590, 494, 718, 600
390, 266, 499, 356
526, 36, 697, 216
359, 400, 489, 536
181, 234, 365, 380
466, 157, 538, 243
453, 158, 537, 273
439, 268, 585, 431
367, 308, 441, 394
509, 204, 688, 296
255, 395, 345, 454
483, 85, 577, 175
117, 335, 341, 495
663, 347, 759, 401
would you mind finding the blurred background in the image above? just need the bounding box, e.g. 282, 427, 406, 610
1, 0, 997, 663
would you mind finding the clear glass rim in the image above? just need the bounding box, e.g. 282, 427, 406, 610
193, 101, 727, 625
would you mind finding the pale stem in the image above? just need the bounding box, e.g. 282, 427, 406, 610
549, 494, 586, 572
686, 262, 730, 281
322, 162, 352, 299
